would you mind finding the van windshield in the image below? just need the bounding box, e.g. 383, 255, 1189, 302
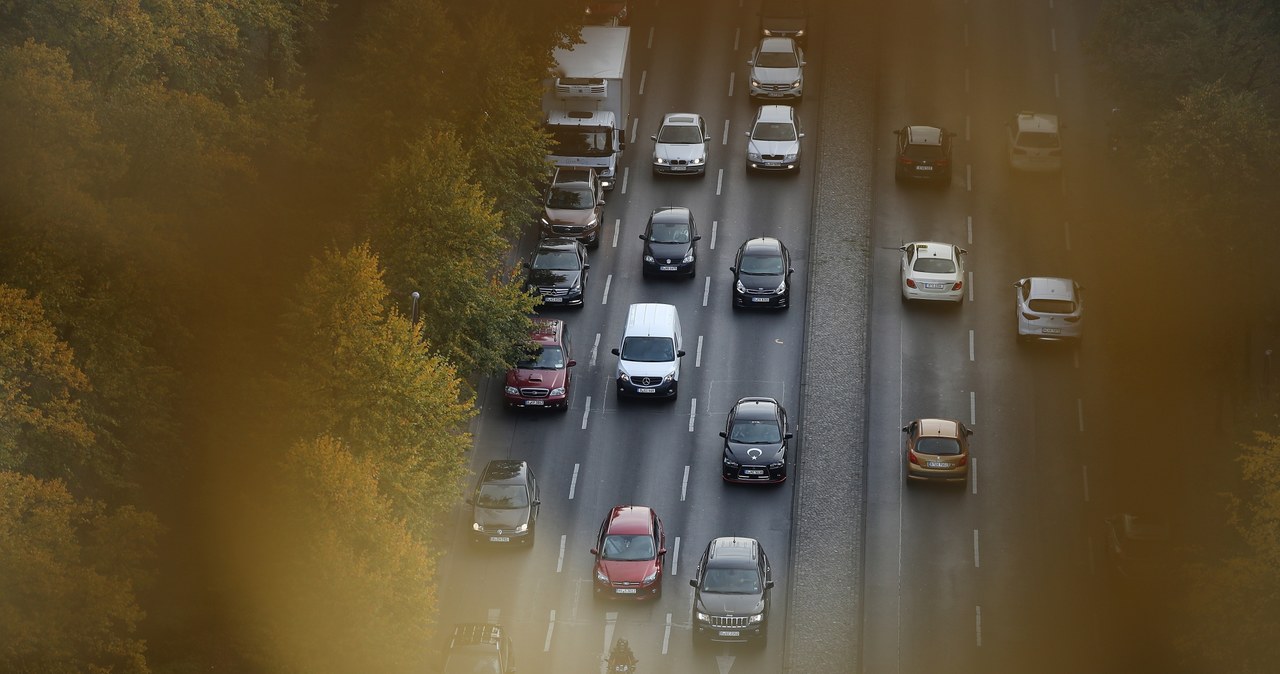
620, 336, 675, 362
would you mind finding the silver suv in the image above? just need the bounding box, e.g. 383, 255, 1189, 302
747, 37, 805, 101
651, 113, 710, 176
1014, 276, 1083, 342
745, 105, 803, 172
541, 166, 605, 246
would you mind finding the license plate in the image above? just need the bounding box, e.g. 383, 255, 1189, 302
659, 266, 677, 271
671, 165, 686, 172
524, 399, 544, 406
615, 588, 637, 594
543, 296, 563, 303
637, 387, 656, 394
752, 297, 771, 303
718, 630, 740, 637
1042, 328, 1061, 334
489, 536, 510, 542
923, 282, 946, 289
926, 461, 950, 469
744, 469, 765, 475
916, 165, 934, 171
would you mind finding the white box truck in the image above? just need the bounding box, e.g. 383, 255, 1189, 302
543, 26, 631, 191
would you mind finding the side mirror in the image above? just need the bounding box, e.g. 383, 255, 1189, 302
704, 136, 712, 142
899, 245, 908, 252
583, 263, 590, 270
901, 425, 911, 433
639, 234, 648, 241
659, 548, 667, 556
566, 359, 577, 367
746, 59, 753, 65
788, 267, 795, 273
650, 135, 657, 141
677, 349, 687, 358
893, 129, 903, 136
1013, 280, 1024, 288
958, 248, 968, 255
729, 266, 737, 273
965, 428, 974, 437
689, 579, 699, 588
766, 580, 775, 589
692, 235, 702, 242
590, 548, 599, 555
719, 431, 727, 438
522, 261, 531, 268
611, 347, 620, 356
801, 60, 807, 66
532, 499, 541, 506
598, 199, 606, 207
798, 132, 806, 138
784, 432, 794, 440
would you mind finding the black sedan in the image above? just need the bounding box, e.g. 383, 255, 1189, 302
730, 237, 792, 309
721, 397, 791, 483
525, 238, 589, 307
640, 207, 700, 278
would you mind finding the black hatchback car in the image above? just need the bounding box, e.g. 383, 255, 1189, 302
468, 460, 540, 546
730, 237, 792, 309
525, 237, 589, 307
721, 397, 792, 483
690, 537, 773, 644
893, 125, 955, 184
640, 207, 700, 278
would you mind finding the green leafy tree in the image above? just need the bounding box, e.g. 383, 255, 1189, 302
244, 436, 436, 674
366, 130, 538, 376
278, 244, 474, 536
0, 470, 161, 674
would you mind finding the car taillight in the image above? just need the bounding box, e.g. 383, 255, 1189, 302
935, 158, 949, 167
1022, 312, 1039, 320
1064, 315, 1081, 323
898, 157, 914, 165
906, 278, 917, 288
951, 280, 963, 291
908, 450, 919, 465
957, 455, 968, 466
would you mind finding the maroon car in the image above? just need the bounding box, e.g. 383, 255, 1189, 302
591, 506, 666, 600
504, 319, 574, 410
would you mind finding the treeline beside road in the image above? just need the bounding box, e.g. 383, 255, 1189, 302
0, 1, 580, 672
1087, 1, 1280, 671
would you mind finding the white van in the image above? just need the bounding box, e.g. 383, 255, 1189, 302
611, 303, 685, 399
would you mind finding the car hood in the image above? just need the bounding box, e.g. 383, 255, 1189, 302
506, 367, 567, 389
737, 271, 786, 291
724, 441, 785, 464
646, 241, 693, 261
597, 558, 659, 583
528, 268, 582, 289
654, 143, 705, 163
748, 139, 800, 157
545, 207, 596, 226
474, 506, 529, 530
751, 65, 801, 84
617, 359, 675, 378
695, 591, 765, 616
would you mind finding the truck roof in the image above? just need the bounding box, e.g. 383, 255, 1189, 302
552, 26, 630, 80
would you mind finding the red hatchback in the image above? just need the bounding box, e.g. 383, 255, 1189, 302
591, 506, 666, 600
504, 319, 575, 410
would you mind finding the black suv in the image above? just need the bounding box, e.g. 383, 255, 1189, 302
690, 537, 773, 644
639, 207, 700, 278
525, 238, 589, 308
720, 397, 792, 483
893, 125, 955, 185
441, 623, 515, 674
468, 460, 540, 546
758, 0, 808, 44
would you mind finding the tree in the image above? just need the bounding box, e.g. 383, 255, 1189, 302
0, 471, 161, 674
277, 244, 475, 537
366, 130, 538, 376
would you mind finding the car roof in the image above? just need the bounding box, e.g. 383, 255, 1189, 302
759, 37, 797, 52
707, 537, 760, 567
553, 166, 595, 183
755, 104, 796, 124
606, 505, 656, 535
1014, 111, 1059, 133
1026, 276, 1077, 300
649, 206, 691, 224
528, 318, 564, 346
904, 125, 945, 145
909, 241, 957, 260
661, 113, 701, 126
733, 397, 780, 420
536, 237, 580, 252
741, 236, 785, 255
917, 418, 963, 439
481, 460, 529, 484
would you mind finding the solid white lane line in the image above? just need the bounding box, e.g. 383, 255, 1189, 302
557, 535, 566, 572
1082, 465, 1091, 502
612, 218, 621, 248
973, 529, 981, 567
727, 71, 735, 97
647, 26, 654, 49
569, 463, 580, 498
695, 335, 704, 367
968, 272, 974, 303
969, 330, 975, 361
688, 398, 697, 432
544, 610, 556, 652
630, 117, 638, 145
602, 274, 613, 305
672, 536, 681, 573
733, 26, 740, 51
722, 119, 730, 145
970, 391, 977, 426
711, 220, 719, 249
716, 168, 724, 195
638, 70, 647, 95
702, 276, 711, 306
681, 466, 690, 501
662, 613, 672, 654
975, 606, 983, 646
971, 457, 978, 494
591, 333, 601, 367
581, 397, 591, 430
1077, 399, 1085, 432
967, 215, 973, 243
621, 166, 630, 194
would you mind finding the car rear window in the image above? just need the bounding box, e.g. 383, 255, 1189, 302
904, 144, 945, 160
912, 258, 956, 274
917, 437, 961, 456
1015, 131, 1060, 149
1027, 298, 1076, 314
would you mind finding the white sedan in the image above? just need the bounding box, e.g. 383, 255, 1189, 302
900, 241, 966, 303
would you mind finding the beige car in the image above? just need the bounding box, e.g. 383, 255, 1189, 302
902, 418, 972, 484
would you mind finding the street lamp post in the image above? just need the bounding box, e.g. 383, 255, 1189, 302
409, 291, 421, 334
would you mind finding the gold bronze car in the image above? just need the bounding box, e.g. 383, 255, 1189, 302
902, 418, 972, 484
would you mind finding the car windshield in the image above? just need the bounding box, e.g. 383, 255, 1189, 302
649, 221, 690, 244
756, 50, 798, 68
442, 652, 501, 674
913, 257, 956, 274
752, 122, 797, 142
532, 251, 580, 271
601, 534, 656, 561
547, 128, 612, 157
916, 437, 961, 456
619, 336, 675, 362
730, 419, 782, 444
547, 186, 594, 209
515, 345, 564, 370
476, 484, 529, 508
905, 144, 945, 160
701, 567, 761, 594
1027, 298, 1076, 314
1016, 131, 1060, 149
657, 124, 703, 144
739, 253, 784, 275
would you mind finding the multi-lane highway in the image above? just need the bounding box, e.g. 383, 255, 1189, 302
435, 0, 1158, 672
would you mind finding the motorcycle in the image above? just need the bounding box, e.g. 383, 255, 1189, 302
604, 638, 638, 673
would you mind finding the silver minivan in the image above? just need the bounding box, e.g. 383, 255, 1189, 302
611, 303, 685, 399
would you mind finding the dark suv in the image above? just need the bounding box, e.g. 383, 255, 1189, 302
441, 623, 515, 674
541, 166, 605, 247
468, 460, 540, 546
690, 537, 773, 644
893, 125, 955, 184
525, 237, 589, 307
504, 318, 575, 410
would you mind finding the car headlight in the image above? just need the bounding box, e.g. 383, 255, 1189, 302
750, 613, 764, 624
642, 570, 658, 584
751, 79, 761, 88
768, 460, 785, 469
619, 372, 631, 382
723, 456, 740, 468
540, 216, 550, 226
572, 276, 582, 289
472, 523, 483, 531
748, 152, 762, 161
514, 523, 528, 533
597, 569, 610, 584
662, 371, 675, 383
504, 386, 519, 395
736, 280, 746, 293
791, 79, 802, 88
682, 252, 695, 264
784, 153, 798, 162
550, 386, 566, 396
691, 155, 705, 165
586, 216, 598, 228
763, 28, 774, 36
775, 281, 787, 295
695, 612, 710, 622
654, 156, 666, 164
644, 254, 655, 263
